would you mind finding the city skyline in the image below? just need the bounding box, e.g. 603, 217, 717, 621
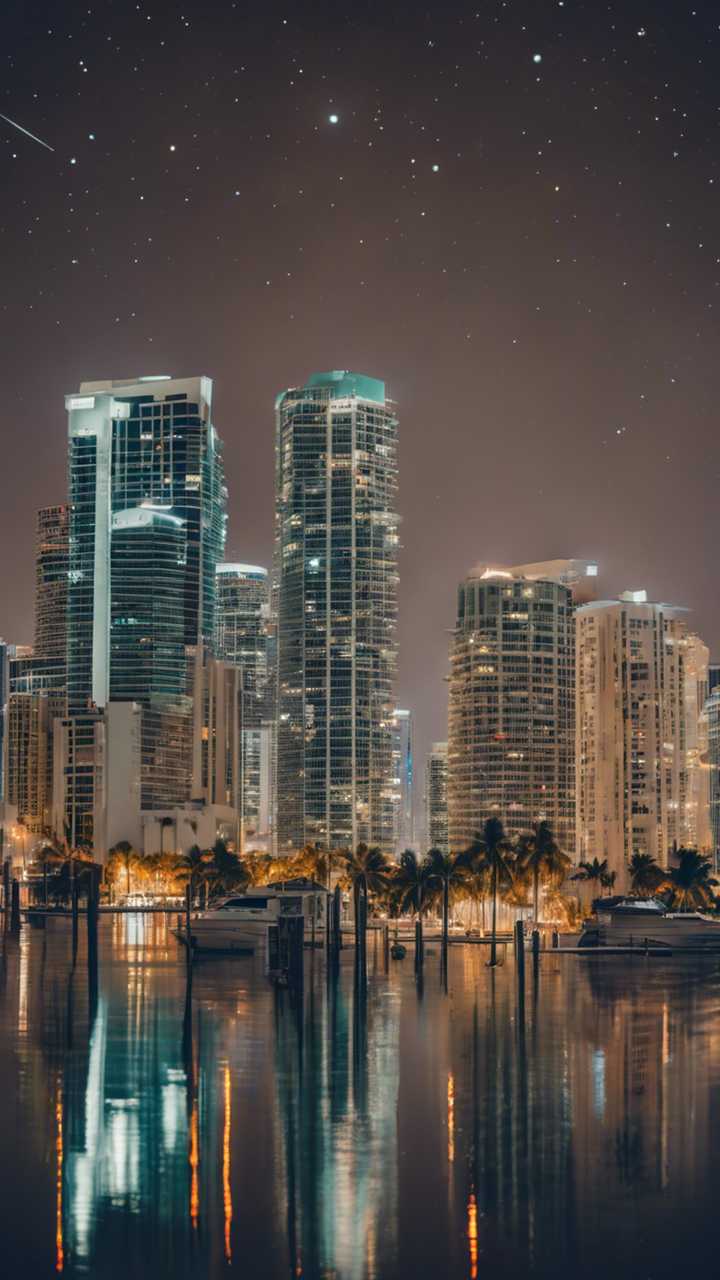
1, 2, 718, 789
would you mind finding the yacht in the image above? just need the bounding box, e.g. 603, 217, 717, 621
176, 880, 328, 954
579, 897, 720, 950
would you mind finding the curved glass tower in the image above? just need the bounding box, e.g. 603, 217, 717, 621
274, 371, 399, 852
65, 376, 226, 816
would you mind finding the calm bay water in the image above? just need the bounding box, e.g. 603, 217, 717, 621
1, 916, 719, 1278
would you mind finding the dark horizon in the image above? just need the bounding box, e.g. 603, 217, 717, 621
2, 0, 718, 785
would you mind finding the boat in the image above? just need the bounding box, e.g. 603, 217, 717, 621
175, 879, 328, 954
579, 897, 720, 951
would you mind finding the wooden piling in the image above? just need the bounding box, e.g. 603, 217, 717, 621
415, 919, 424, 971
185, 884, 193, 965
2, 860, 10, 930
71, 870, 79, 962
333, 884, 342, 952
552, 929, 559, 950
514, 919, 525, 984
531, 928, 541, 960
10, 879, 21, 932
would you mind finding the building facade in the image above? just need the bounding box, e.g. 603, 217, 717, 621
35, 504, 69, 682
52, 704, 142, 856
576, 591, 699, 887
448, 564, 576, 853
274, 371, 399, 852
215, 563, 274, 851
683, 633, 711, 852
425, 741, 449, 853
62, 376, 226, 855
706, 687, 720, 871
3, 508, 69, 840
390, 709, 414, 855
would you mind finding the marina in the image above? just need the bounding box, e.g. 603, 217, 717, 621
1, 914, 720, 1278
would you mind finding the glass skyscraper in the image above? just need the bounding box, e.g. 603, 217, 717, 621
2, 508, 69, 838
65, 376, 226, 814
215, 563, 274, 850
390, 708, 414, 855
274, 370, 399, 852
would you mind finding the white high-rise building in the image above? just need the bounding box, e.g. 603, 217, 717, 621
576, 591, 709, 887
683, 633, 711, 853
448, 562, 578, 853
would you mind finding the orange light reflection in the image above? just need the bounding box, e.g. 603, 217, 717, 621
223, 1066, 232, 1262
447, 1072, 455, 1163
190, 1098, 200, 1230
55, 1084, 64, 1273
467, 1191, 478, 1280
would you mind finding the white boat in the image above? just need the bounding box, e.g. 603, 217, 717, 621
580, 897, 720, 950
176, 880, 328, 954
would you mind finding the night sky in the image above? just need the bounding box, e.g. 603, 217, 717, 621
1, 0, 718, 792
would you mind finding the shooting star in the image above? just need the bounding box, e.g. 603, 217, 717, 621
0, 112, 55, 152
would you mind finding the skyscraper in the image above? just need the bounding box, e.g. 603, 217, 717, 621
60, 376, 226, 854
706, 686, 720, 871
215, 563, 274, 850
390, 709, 414, 855
3, 507, 69, 841
575, 590, 705, 886
448, 563, 577, 853
425, 741, 449, 853
683, 633, 711, 853
35, 504, 69, 680
0, 640, 7, 805
274, 370, 399, 851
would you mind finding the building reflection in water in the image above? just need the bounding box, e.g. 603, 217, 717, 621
271, 966, 401, 1279
1, 920, 720, 1278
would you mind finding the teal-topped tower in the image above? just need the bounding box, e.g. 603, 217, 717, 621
274, 370, 399, 852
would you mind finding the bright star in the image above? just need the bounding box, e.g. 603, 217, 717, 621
533, 53, 542, 63
328, 113, 339, 124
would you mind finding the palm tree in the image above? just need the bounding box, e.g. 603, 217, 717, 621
464, 819, 514, 966
628, 852, 666, 898
571, 857, 609, 894
515, 821, 571, 925
180, 844, 213, 904
109, 840, 138, 896
665, 847, 718, 912
208, 838, 249, 899
600, 869, 617, 895
425, 849, 468, 953
340, 843, 390, 955
159, 815, 175, 857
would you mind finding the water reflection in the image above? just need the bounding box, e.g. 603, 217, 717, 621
1, 920, 720, 1278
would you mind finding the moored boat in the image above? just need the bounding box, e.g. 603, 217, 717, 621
175, 879, 328, 954
579, 897, 720, 950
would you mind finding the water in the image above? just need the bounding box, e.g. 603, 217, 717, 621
1, 917, 719, 1279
